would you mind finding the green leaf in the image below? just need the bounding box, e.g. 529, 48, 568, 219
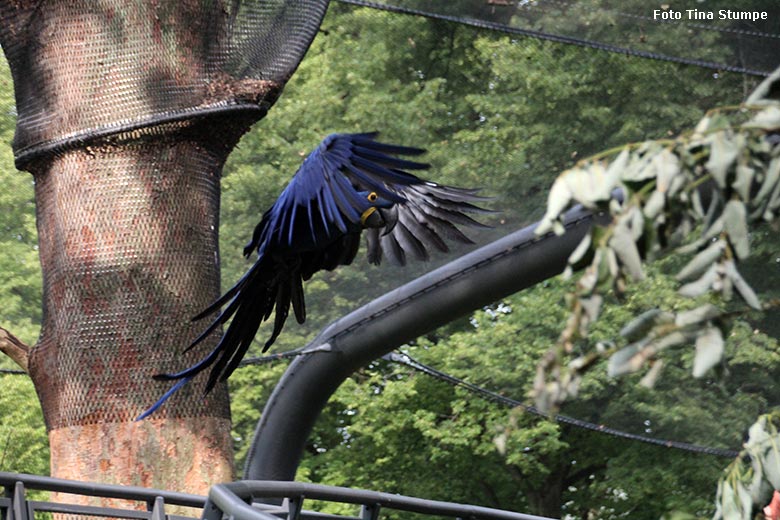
725, 260, 762, 310
754, 156, 780, 204
702, 188, 724, 236
706, 132, 738, 188
620, 308, 673, 341
651, 329, 694, 353
580, 294, 603, 324
607, 341, 645, 377
732, 163, 754, 202
764, 443, 780, 490
493, 432, 507, 455
719, 480, 740, 520
654, 148, 681, 193
693, 115, 711, 136
628, 205, 644, 241
567, 233, 592, 266
747, 455, 769, 504
639, 359, 664, 389
735, 481, 754, 520
678, 262, 719, 298
692, 326, 724, 378
606, 148, 630, 183
536, 176, 572, 235
723, 199, 750, 260
691, 188, 705, 218
643, 190, 665, 219
623, 145, 660, 182
743, 106, 780, 131
675, 304, 722, 327
563, 163, 619, 207
676, 239, 725, 282
609, 330, 692, 378
702, 214, 724, 242
746, 417, 772, 448
609, 221, 644, 281
770, 174, 780, 212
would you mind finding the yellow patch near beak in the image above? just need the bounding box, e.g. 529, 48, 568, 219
360, 207, 377, 226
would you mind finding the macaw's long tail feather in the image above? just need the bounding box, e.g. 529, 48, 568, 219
190, 266, 258, 322
135, 376, 192, 421
142, 253, 299, 417
290, 275, 306, 324
203, 288, 268, 393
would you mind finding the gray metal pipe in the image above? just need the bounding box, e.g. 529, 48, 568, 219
244, 205, 603, 481
209, 480, 556, 520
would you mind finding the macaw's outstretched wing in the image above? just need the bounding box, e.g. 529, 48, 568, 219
242, 132, 431, 257
364, 182, 493, 266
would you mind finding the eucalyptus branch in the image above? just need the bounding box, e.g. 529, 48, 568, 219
531, 93, 780, 415
713, 412, 780, 520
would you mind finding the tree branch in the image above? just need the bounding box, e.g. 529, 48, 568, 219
0, 326, 30, 373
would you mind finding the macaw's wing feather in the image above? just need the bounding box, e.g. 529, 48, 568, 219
251, 132, 433, 254
366, 182, 494, 266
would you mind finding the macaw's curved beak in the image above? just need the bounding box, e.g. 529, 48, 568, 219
360, 206, 385, 228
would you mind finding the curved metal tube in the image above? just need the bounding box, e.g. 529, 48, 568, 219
207, 480, 555, 520
244, 205, 604, 481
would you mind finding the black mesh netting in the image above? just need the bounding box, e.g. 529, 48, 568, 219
0, 0, 329, 428
2, 0, 329, 168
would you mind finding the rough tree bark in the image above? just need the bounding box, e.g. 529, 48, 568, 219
0, 0, 317, 495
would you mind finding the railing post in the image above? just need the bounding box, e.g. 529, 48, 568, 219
360, 503, 380, 520
12, 483, 28, 520
150, 496, 166, 520
201, 498, 224, 520
287, 495, 303, 520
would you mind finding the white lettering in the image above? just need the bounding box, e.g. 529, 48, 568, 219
686, 9, 714, 20
718, 10, 768, 21
654, 8, 681, 20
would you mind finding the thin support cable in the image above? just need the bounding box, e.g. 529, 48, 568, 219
333, 0, 769, 77
235, 345, 741, 459
385, 351, 741, 459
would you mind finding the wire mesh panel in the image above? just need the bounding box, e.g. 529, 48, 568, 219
0, 0, 329, 168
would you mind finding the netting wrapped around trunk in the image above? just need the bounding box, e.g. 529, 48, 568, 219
2, 0, 329, 168
0, 1, 329, 434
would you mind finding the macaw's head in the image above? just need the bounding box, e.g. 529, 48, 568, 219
358, 190, 394, 229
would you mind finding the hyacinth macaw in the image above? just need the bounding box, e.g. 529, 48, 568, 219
138, 132, 489, 419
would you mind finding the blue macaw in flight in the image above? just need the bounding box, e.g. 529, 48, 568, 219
138, 132, 489, 419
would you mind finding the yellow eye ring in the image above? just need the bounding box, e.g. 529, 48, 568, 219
367, 191, 378, 202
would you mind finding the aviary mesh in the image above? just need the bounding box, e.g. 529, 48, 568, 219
1, 0, 329, 168
0, 0, 329, 427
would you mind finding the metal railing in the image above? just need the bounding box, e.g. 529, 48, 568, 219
1, 472, 556, 520
204, 481, 556, 520
0, 471, 205, 520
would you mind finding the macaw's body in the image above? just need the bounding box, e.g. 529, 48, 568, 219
138, 132, 489, 419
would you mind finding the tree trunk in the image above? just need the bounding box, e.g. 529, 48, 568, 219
526, 468, 565, 519
27, 121, 249, 490
0, 0, 330, 494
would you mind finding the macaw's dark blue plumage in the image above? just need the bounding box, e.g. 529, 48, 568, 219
137, 132, 490, 420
